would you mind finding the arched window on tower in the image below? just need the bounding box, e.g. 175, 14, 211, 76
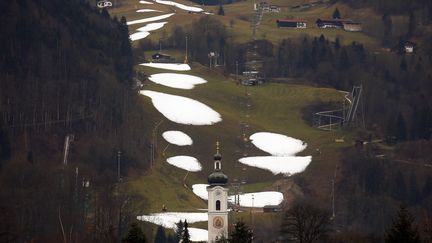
215, 161, 221, 170
216, 200, 221, 211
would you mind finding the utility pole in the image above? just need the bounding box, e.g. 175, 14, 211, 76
159, 38, 162, 52
151, 120, 163, 169
117, 151, 122, 181
251, 194, 255, 234
63, 134, 74, 165
236, 61, 239, 83
184, 36, 188, 64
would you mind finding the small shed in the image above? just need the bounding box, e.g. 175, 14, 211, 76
277, 19, 307, 28
343, 22, 362, 32
151, 53, 174, 62
316, 18, 344, 28
269, 5, 280, 12
404, 41, 416, 53
263, 205, 282, 213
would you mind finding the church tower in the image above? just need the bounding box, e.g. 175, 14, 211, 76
207, 142, 229, 242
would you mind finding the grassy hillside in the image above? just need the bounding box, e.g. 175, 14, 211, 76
112, 0, 391, 49
129, 61, 348, 214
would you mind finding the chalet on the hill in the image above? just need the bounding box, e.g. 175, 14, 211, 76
316, 18, 362, 31
269, 5, 280, 12
316, 18, 344, 28
343, 21, 362, 31
404, 41, 416, 53
151, 53, 173, 62
254, 2, 280, 13
277, 19, 307, 28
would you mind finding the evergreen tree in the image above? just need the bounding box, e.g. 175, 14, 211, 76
166, 234, 175, 243
385, 205, 420, 243
382, 13, 393, 47
230, 220, 253, 243
408, 12, 416, 37
334, 37, 341, 50
338, 48, 350, 70
400, 56, 407, 71
218, 4, 225, 16
182, 220, 191, 243
122, 223, 147, 243
174, 220, 184, 242
0, 128, 11, 165
408, 171, 420, 205
396, 113, 407, 141
155, 225, 167, 243
333, 8, 341, 19
423, 175, 432, 200
392, 170, 407, 202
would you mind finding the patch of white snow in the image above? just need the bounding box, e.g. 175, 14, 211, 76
140, 62, 191, 71
139, 0, 154, 4
136, 22, 168, 32
234, 191, 284, 207
136, 9, 162, 12
189, 228, 208, 242
250, 132, 307, 156
162, 130, 193, 146
148, 73, 207, 89
137, 212, 207, 229
130, 31, 150, 41
192, 184, 284, 207
238, 156, 312, 175
154, 0, 203, 12
127, 13, 175, 25
140, 90, 221, 125
192, 184, 208, 200
167, 156, 202, 171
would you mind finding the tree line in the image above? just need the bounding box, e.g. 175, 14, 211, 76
139, 15, 432, 143
0, 0, 150, 242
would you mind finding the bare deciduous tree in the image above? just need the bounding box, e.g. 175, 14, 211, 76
280, 200, 331, 243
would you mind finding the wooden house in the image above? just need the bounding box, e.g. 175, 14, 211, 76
404, 41, 416, 53
343, 21, 362, 32
277, 19, 307, 28
316, 18, 345, 28
151, 53, 173, 62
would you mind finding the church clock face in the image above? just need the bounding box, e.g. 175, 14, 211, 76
213, 216, 224, 229
215, 190, 221, 196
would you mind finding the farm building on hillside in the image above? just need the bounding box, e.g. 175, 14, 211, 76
151, 53, 174, 62
277, 19, 307, 28
254, 2, 280, 13
269, 5, 280, 12
404, 41, 416, 53
316, 18, 362, 31
316, 18, 344, 28
343, 21, 362, 31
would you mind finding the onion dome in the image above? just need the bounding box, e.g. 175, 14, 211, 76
214, 152, 222, 161
208, 171, 228, 185
208, 141, 228, 186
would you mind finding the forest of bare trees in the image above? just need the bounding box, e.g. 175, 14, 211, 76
0, 0, 149, 242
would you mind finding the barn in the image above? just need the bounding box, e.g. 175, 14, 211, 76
276, 19, 307, 28
343, 22, 362, 32
151, 53, 173, 62
315, 18, 344, 28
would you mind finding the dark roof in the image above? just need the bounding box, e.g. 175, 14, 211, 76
214, 152, 222, 161
316, 18, 354, 23
152, 52, 171, 57
277, 19, 307, 23
343, 21, 362, 25
405, 40, 417, 46
208, 171, 228, 185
